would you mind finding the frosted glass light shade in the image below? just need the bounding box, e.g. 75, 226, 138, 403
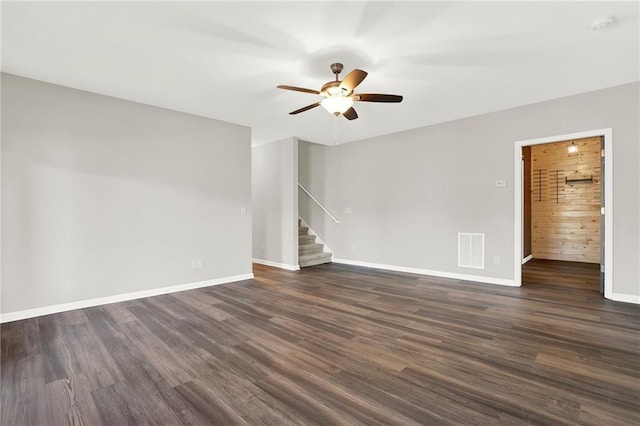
321, 95, 353, 115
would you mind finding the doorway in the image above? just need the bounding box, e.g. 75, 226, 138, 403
514, 129, 613, 299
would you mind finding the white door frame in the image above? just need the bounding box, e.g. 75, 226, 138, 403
513, 128, 613, 299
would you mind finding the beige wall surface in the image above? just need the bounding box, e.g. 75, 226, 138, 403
300, 82, 639, 298
1, 74, 252, 315
252, 137, 298, 268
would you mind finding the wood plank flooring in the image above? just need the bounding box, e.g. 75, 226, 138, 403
2, 260, 639, 425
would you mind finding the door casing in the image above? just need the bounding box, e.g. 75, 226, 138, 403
513, 129, 613, 299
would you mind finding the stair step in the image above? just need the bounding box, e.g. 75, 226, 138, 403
299, 234, 316, 244
299, 243, 323, 255
297, 218, 331, 268
299, 251, 332, 268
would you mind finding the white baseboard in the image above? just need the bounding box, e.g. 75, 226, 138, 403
0, 273, 254, 323
332, 258, 518, 287
608, 292, 640, 304
252, 258, 300, 271
522, 254, 533, 264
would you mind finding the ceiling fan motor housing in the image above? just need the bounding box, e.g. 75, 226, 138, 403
321, 81, 347, 97
330, 63, 344, 75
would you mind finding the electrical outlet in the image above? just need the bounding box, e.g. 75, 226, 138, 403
190, 258, 203, 269
493, 255, 500, 264
345, 207, 353, 214
351, 243, 356, 251
240, 207, 247, 216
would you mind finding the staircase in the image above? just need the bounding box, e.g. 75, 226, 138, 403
298, 220, 332, 268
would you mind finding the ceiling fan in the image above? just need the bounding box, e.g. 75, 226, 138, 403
277, 63, 403, 120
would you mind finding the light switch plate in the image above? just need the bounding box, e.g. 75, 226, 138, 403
495, 180, 508, 188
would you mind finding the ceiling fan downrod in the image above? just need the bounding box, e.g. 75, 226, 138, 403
330, 63, 343, 81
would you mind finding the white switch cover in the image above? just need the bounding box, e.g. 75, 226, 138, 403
495, 180, 508, 188
345, 207, 353, 214
493, 255, 500, 264
240, 207, 247, 215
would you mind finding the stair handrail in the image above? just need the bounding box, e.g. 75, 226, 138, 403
298, 183, 341, 224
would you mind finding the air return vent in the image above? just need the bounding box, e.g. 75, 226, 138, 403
458, 233, 484, 269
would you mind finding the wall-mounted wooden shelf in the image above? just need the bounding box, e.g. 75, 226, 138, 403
565, 176, 593, 184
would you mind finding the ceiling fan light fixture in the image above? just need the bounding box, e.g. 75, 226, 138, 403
321, 95, 353, 116
278, 63, 402, 119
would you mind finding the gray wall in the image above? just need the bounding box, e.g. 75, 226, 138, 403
1, 73, 252, 315
299, 82, 639, 298
252, 137, 298, 268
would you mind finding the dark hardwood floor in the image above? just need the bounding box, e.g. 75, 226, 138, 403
2, 261, 639, 425
523, 258, 601, 292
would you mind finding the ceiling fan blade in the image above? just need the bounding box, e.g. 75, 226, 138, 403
353, 93, 403, 103
343, 107, 358, 120
277, 85, 320, 95
290, 102, 321, 115
339, 69, 368, 92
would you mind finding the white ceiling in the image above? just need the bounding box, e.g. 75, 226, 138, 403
2, 1, 639, 146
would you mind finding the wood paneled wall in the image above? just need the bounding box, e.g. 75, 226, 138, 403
531, 137, 601, 263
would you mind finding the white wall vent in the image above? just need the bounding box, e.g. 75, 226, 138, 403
458, 233, 484, 269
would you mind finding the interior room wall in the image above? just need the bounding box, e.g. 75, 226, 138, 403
299, 82, 639, 299
1, 73, 253, 319
251, 137, 299, 270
